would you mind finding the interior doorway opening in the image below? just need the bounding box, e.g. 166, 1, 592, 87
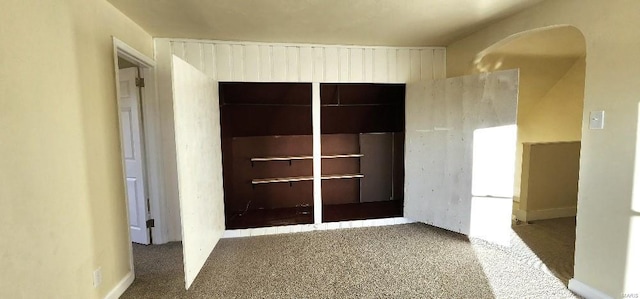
473, 25, 587, 284
112, 38, 166, 284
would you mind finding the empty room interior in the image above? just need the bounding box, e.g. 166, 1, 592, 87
1, 0, 639, 298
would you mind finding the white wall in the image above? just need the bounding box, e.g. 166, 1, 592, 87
155, 38, 446, 241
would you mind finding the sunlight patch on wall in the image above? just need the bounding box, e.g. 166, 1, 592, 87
472, 125, 517, 198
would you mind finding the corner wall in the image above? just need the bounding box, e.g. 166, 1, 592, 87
446, 0, 640, 296
0, 0, 153, 297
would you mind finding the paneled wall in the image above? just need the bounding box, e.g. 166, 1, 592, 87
162, 39, 445, 83
155, 38, 445, 241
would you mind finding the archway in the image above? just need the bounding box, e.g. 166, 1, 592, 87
474, 25, 586, 284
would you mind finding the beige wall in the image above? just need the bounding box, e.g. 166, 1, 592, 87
521, 141, 581, 212
472, 32, 585, 215
0, 0, 152, 298
447, 0, 640, 296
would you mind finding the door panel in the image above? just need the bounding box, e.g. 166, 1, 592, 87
404, 69, 518, 243
171, 56, 226, 289
118, 67, 150, 245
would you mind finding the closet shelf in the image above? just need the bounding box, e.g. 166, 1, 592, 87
252, 173, 364, 185
251, 154, 363, 163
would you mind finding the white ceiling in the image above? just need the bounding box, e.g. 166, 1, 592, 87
108, 0, 545, 47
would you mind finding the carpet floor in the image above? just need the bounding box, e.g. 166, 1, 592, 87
122, 219, 578, 298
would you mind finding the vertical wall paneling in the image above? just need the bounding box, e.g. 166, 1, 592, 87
155, 39, 182, 242
271, 46, 287, 81
184, 42, 203, 71
324, 47, 339, 82
258, 46, 272, 81
215, 44, 232, 81
243, 45, 260, 81
396, 49, 411, 82
171, 41, 185, 60
299, 47, 313, 82
349, 48, 364, 82
202, 44, 215, 79
420, 50, 434, 81
231, 44, 244, 81
363, 48, 374, 82
409, 49, 422, 82
373, 49, 388, 82
433, 49, 446, 79
387, 49, 397, 82
286, 47, 300, 82
338, 48, 350, 81
312, 47, 324, 82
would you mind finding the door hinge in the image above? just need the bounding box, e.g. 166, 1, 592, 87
146, 219, 155, 228
135, 77, 145, 87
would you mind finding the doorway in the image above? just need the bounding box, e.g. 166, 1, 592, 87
112, 38, 166, 278
473, 25, 587, 284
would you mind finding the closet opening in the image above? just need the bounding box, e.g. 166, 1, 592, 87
320, 83, 405, 222
220, 82, 314, 229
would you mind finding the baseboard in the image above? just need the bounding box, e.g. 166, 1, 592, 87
568, 279, 612, 299
514, 209, 528, 222
223, 217, 415, 238
525, 206, 577, 221
104, 270, 134, 299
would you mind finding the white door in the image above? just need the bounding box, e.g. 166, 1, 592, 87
171, 56, 226, 289
118, 67, 150, 245
404, 69, 519, 244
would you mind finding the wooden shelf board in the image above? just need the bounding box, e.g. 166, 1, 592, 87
251, 154, 363, 162
252, 173, 364, 185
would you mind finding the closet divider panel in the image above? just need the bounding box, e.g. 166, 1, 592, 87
171, 56, 225, 289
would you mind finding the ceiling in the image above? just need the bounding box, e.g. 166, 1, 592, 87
108, 0, 545, 47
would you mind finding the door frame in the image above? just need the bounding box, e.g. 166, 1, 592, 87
112, 37, 168, 267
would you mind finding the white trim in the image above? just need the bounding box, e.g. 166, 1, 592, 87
222, 217, 415, 238
113, 37, 167, 245
526, 206, 577, 221
568, 279, 613, 299
312, 82, 322, 224
114, 38, 156, 67
104, 271, 134, 299
159, 37, 445, 50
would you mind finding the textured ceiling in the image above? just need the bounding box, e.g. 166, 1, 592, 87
108, 0, 545, 47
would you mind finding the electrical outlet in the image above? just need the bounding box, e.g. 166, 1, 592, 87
93, 267, 102, 288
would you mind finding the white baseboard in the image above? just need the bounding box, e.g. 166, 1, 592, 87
515, 206, 577, 222
223, 217, 415, 238
568, 279, 612, 299
104, 270, 134, 299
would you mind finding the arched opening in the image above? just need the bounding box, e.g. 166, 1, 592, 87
474, 25, 587, 284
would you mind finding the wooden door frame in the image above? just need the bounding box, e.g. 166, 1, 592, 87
112, 37, 168, 267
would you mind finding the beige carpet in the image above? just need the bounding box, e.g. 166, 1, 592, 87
123, 220, 578, 299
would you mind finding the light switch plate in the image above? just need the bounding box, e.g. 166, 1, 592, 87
589, 110, 605, 130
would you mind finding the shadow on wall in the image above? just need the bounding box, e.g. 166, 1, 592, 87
472, 25, 586, 223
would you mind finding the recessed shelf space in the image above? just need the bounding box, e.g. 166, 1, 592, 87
320, 83, 405, 223
220, 82, 314, 229
252, 173, 364, 185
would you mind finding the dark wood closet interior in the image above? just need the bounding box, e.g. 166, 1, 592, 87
220, 82, 405, 229
320, 83, 405, 222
